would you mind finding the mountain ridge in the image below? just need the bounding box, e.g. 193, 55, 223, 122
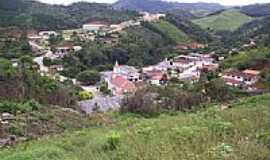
113, 0, 225, 13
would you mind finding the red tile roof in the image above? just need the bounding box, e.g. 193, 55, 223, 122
111, 75, 136, 94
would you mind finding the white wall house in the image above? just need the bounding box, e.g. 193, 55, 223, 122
82, 22, 108, 32
222, 70, 260, 87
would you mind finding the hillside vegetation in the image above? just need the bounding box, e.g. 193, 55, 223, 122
145, 20, 191, 44
1, 93, 270, 159
113, 0, 225, 13
193, 9, 253, 31
241, 3, 270, 17
0, 0, 138, 30
221, 48, 270, 70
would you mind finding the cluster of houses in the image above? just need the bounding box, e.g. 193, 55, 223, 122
101, 52, 219, 96
26, 11, 166, 57
24, 11, 167, 79
101, 51, 263, 97
144, 53, 218, 84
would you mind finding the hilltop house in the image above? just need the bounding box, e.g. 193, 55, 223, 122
141, 12, 166, 22
82, 21, 108, 32
52, 43, 82, 59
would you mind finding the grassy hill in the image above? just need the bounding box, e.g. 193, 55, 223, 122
145, 20, 191, 44
193, 9, 254, 31
1, 93, 270, 159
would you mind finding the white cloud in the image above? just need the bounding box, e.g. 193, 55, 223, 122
38, 0, 270, 6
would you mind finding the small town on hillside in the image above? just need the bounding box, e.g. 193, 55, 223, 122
12, 12, 262, 114
1, 0, 270, 158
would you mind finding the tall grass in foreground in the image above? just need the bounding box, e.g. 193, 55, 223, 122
0, 94, 270, 160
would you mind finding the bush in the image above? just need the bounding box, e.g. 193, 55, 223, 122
78, 91, 93, 101
43, 57, 61, 66
121, 88, 160, 117
105, 132, 121, 150
0, 101, 19, 114
9, 123, 25, 136
21, 99, 43, 112
99, 82, 111, 95
0, 100, 42, 114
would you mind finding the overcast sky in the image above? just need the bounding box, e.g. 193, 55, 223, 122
38, 0, 270, 6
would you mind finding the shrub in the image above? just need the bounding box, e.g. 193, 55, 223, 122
105, 132, 121, 150
9, 123, 25, 136
78, 91, 93, 101
0, 101, 19, 114
99, 82, 111, 95
121, 88, 160, 117
21, 99, 43, 112
0, 100, 42, 114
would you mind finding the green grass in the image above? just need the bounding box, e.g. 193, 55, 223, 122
149, 20, 191, 44
193, 9, 254, 31
1, 93, 270, 159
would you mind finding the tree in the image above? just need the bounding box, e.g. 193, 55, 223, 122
76, 70, 101, 85
49, 35, 64, 45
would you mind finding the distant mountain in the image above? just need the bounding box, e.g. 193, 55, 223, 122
113, 0, 225, 13
192, 9, 253, 31
0, 0, 138, 30
240, 3, 270, 17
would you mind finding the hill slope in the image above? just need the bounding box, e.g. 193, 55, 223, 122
221, 15, 270, 48
1, 93, 270, 159
113, 0, 225, 13
193, 9, 253, 31
241, 3, 270, 17
0, 0, 138, 30
144, 20, 191, 44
